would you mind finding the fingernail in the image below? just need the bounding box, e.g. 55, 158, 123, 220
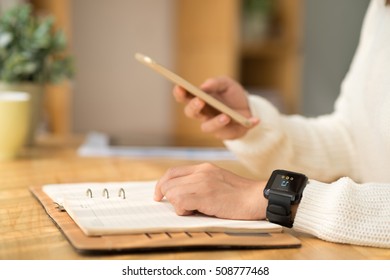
194, 99, 200, 108
250, 117, 260, 125
219, 115, 228, 123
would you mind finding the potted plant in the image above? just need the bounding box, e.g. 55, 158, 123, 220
0, 3, 73, 144
241, 0, 273, 43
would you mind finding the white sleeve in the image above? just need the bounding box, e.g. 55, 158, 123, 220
294, 178, 390, 248
224, 95, 357, 182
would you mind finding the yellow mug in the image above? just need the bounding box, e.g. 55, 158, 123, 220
0, 91, 30, 160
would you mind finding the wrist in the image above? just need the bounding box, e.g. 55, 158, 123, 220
257, 181, 268, 220
247, 180, 268, 220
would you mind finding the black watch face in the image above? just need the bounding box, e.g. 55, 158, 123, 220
272, 173, 306, 192
264, 170, 308, 198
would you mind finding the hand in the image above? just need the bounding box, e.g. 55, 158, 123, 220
154, 163, 267, 220
173, 76, 260, 140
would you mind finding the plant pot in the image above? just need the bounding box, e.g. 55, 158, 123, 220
0, 81, 44, 146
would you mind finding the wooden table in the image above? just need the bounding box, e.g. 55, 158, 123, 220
1, 136, 389, 260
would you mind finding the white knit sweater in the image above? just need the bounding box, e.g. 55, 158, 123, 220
224, 0, 390, 248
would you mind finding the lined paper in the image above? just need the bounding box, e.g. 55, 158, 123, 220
43, 181, 282, 236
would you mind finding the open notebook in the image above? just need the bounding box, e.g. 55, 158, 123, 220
43, 181, 282, 236
31, 181, 301, 253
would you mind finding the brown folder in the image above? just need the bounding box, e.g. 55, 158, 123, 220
30, 185, 301, 254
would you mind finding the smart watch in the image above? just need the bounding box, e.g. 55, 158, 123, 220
263, 170, 308, 228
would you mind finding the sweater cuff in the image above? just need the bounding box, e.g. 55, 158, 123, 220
293, 178, 390, 248
293, 179, 338, 237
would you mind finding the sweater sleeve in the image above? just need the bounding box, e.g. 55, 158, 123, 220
294, 178, 390, 248
224, 95, 357, 182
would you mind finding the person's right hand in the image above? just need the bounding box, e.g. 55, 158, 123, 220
154, 163, 267, 220
173, 76, 259, 140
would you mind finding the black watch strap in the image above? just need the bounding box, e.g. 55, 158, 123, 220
266, 193, 293, 228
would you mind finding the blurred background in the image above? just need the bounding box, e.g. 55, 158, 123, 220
0, 0, 370, 147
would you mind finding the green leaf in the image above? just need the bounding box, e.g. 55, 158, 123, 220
0, 32, 13, 48
0, 3, 74, 83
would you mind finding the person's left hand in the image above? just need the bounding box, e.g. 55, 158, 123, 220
154, 163, 267, 220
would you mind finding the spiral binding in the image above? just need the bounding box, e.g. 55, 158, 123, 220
54, 187, 127, 212
85, 188, 126, 199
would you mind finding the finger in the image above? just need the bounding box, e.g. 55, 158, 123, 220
248, 117, 261, 127
200, 77, 229, 94
200, 115, 260, 131
162, 182, 203, 216
201, 115, 260, 140
200, 114, 231, 133
184, 98, 206, 120
173, 85, 191, 103
171, 196, 200, 216
174, 208, 194, 216
154, 165, 199, 201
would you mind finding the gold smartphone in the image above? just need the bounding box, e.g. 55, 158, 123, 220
135, 53, 252, 128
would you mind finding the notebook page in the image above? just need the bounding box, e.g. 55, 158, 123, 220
43, 181, 282, 236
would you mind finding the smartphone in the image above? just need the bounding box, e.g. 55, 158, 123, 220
135, 53, 252, 128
